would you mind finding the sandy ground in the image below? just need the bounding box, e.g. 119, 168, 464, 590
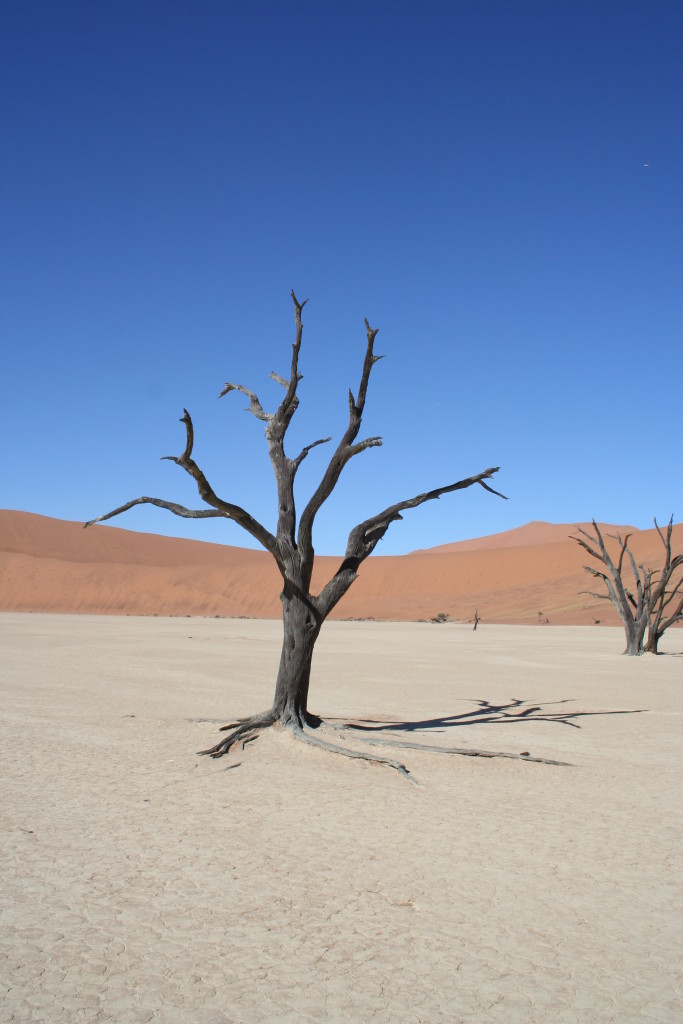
1, 613, 681, 1024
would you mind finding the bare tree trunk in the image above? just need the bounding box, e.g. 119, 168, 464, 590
643, 632, 660, 655
623, 618, 647, 656
271, 584, 321, 727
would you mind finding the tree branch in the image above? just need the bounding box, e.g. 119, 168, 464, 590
84, 498, 227, 529
657, 573, 683, 613
351, 466, 507, 552
654, 515, 674, 555
622, 544, 646, 609
218, 383, 271, 422
86, 408, 279, 560
574, 523, 617, 573
347, 437, 383, 458
579, 589, 612, 602
572, 532, 604, 564
316, 467, 506, 615
608, 531, 633, 578
581, 566, 609, 582
297, 319, 384, 576
269, 291, 307, 436
292, 436, 332, 469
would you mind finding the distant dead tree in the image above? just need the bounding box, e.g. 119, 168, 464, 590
537, 612, 550, 625
472, 609, 480, 631
573, 518, 682, 655
83, 293, 567, 780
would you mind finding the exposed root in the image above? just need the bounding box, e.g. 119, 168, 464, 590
198, 711, 571, 776
322, 721, 572, 766
292, 724, 418, 784
197, 711, 276, 758
218, 716, 254, 732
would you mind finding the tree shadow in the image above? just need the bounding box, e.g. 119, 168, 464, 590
335, 697, 648, 733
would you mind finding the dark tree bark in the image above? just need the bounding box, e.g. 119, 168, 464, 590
84, 293, 558, 779
573, 518, 682, 655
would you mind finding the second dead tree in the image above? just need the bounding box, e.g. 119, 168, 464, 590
573, 518, 682, 655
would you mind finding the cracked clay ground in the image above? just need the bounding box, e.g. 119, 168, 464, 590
1, 615, 681, 1023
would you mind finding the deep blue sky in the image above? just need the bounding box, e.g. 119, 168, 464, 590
2, 1, 681, 555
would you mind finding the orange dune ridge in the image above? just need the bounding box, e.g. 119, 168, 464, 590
1, 510, 681, 625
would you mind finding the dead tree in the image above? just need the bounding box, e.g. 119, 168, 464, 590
573, 518, 682, 655
85, 293, 564, 779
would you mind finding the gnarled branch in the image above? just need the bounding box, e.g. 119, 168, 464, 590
347, 437, 383, 458
218, 383, 271, 422
292, 436, 332, 469
298, 319, 384, 575
580, 589, 613, 602
86, 408, 278, 560
317, 467, 506, 616
84, 497, 227, 529
351, 466, 507, 554
269, 291, 307, 437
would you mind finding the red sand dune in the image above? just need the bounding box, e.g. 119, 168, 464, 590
1, 510, 680, 625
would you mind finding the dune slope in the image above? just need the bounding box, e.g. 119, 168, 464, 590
1, 509, 680, 624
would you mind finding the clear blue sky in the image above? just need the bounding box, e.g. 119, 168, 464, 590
2, 1, 681, 555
